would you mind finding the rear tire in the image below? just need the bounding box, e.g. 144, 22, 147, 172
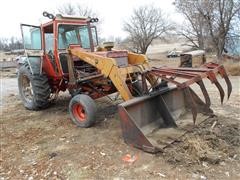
18, 63, 51, 110
69, 94, 97, 128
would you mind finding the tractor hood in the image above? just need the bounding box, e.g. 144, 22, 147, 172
94, 50, 129, 67
94, 50, 128, 58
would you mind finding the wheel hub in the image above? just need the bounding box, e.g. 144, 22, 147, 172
22, 75, 33, 102
72, 104, 86, 122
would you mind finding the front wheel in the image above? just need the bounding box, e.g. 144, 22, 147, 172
69, 94, 97, 128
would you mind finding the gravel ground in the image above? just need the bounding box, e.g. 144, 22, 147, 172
1, 64, 239, 179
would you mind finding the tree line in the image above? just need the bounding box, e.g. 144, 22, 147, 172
123, 0, 239, 58
0, 37, 23, 51
62, 0, 239, 58
1, 0, 239, 59
174, 0, 240, 58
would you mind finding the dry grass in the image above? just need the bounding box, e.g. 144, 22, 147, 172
185, 136, 213, 161
224, 62, 240, 76
182, 131, 228, 164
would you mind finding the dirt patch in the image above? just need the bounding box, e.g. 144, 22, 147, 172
1, 61, 240, 179
148, 53, 180, 67
164, 117, 240, 166
1, 90, 240, 179
0, 68, 17, 78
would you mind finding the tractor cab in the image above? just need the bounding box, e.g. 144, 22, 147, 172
21, 13, 99, 80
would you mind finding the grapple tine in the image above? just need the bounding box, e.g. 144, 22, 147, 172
224, 75, 232, 99
218, 66, 232, 99
207, 71, 225, 104
184, 87, 197, 124
197, 80, 211, 107
141, 73, 149, 94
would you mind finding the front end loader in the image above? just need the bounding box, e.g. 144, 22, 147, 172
18, 12, 232, 153
68, 47, 232, 153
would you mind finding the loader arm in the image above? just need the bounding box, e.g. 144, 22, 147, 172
68, 48, 150, 101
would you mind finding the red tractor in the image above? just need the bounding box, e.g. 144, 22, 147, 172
19, 13, 106, 127
17, 12, 232, 153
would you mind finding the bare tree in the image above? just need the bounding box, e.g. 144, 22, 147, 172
57, 3, 102, 36
57, 3, 97, 17
175, 0, 240, 58
58, 3, 75, 15
123, 5, 173, 54
0, 37, 23, 51
0, 38, 7, 50
174, 1, 208, 50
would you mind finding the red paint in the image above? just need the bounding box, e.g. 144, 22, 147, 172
72, 104, 86, 122
38, 17, 94, 91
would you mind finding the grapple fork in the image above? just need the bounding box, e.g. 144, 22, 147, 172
118, 62, 232, 153
150, 62, 232, 106
203, 63, 232, 99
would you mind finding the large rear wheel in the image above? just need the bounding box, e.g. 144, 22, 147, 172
69, 94, 97, 127
18, 64, 51, 110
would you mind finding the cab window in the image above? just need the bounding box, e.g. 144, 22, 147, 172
58, 25, 90, 49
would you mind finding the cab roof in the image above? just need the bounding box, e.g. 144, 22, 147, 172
55, 14, 90, 21
41, 14, 90, 31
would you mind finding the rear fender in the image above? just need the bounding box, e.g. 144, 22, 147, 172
18, 56, 42, 75
19, 56, 58, 78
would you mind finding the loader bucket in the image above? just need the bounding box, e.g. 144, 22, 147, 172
118, 87, 213, 153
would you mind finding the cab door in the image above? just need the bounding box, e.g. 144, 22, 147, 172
20, 24, 43, 75
21, 24, 42, 53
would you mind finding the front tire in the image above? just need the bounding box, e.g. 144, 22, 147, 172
18, 64, 51, 110
69, 94, 97, 128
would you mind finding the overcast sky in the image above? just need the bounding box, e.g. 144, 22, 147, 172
0, 0, 182, 40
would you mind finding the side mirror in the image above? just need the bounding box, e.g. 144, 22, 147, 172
89, 18, 99, 23
42, 11, 55, 19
